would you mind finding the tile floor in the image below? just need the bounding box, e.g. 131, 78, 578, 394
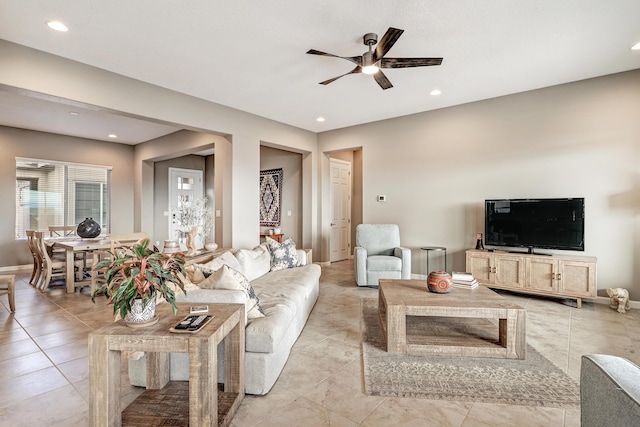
1, 260, 638, 426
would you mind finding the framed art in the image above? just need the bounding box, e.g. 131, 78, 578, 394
259, 168, 283, 226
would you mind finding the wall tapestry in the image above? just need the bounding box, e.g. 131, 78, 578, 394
260, 168, 283, 226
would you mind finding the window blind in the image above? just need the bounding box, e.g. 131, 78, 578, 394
15, 158, 111, 239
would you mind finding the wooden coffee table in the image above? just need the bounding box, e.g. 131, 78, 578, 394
89, 303, 245, 427
378, 279, 526, 359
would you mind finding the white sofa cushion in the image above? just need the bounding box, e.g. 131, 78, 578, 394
199, 265, 265, 319
245, 265, 319, 352
235, 244, 271, 281
186, 251, 241, 283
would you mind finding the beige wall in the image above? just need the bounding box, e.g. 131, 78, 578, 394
0, 125, 135, 267
0, 40, 319, 253
2, 39, 639, 300
319, 69, 640, 299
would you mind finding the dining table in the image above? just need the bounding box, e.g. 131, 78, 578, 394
51, 238, 115, 293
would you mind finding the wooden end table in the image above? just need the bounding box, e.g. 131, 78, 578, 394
89, 303, 245, 427
378, 279, 526, 359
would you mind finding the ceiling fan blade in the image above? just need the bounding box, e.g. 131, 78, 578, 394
306, 49, 362, 66
374, 27, 404, 61
380, 57, 443, 68
373, 70, 393, 90
319, 66, 362, 85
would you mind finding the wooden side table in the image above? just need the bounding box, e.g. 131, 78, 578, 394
260, 233, 283, 243
89, 303, 245, 427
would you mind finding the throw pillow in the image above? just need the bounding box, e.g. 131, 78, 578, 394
234, 243, 271, 281
266, 236, 300, 271
203, 251, 241, 273
198, 265, 265, 319
186, 251, 241, 284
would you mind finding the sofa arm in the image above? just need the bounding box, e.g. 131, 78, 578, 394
581, 354, 640, 427
394, 246, 412, 279
354, 246, 368, 286
296, 248, 312, 265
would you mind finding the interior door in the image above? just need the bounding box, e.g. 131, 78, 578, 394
168, 168, 204, 242
329, 158, 351, 262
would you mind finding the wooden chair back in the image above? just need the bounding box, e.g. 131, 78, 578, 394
34, 231, 68, 291
48, 225, 77, 237
107, 232, 148, 245
26, 230, 42, 287
91, 233, 149, 294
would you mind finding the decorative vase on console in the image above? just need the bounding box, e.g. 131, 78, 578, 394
77, 217, 101, 238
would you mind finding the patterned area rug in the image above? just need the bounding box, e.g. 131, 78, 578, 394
361, 298, 580, 408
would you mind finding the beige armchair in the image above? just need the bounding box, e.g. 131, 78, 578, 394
353, 224, 411, 287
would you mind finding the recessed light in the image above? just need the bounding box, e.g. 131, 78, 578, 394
47, 21, 68, 32
430, 89, 442, 96
632, 42, 640, 50
108, 134, 118, 139
69, 111, 79, 116
316, 117, 326, 122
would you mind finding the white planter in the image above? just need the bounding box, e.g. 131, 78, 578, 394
125, 298, 158, 327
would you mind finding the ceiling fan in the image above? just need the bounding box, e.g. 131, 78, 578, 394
306, 27, 443, 90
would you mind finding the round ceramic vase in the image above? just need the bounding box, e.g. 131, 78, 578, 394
427, 270, 453, 293
76, 217, 101, 238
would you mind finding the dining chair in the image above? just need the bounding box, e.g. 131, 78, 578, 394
35, 231, 83, 292
48, 225, 77, 237
0, 275, 15, 312
26, 230, 42, 287
90, 235, 149, 294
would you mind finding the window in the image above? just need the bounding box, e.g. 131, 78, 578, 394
15, 158, 111, 239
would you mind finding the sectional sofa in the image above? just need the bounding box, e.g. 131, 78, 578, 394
128, 242, 321, 395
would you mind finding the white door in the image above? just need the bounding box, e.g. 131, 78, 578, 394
330, 158, 351, 262
168, 168, 204, 242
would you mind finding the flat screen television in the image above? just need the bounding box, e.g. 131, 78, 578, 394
484, 198, 585, 252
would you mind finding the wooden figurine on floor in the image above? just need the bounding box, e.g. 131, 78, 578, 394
606, 288, 630, 314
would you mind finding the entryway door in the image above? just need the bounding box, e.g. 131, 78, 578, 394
168, 168, 203, 241
329, 158, 352, 262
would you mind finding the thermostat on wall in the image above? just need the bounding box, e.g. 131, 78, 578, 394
377, 195, 386, 202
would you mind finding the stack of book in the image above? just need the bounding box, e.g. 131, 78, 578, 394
451, 271, 478, 289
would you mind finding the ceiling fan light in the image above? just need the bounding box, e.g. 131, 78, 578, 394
361, 51, 379, 75
362, 65, 379, 75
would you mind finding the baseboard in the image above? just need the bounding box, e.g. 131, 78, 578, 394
0, 264, 31, 273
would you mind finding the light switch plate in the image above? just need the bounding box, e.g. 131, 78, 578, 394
377, 195, 386, 202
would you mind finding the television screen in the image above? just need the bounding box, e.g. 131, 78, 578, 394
484, 198, 584, 252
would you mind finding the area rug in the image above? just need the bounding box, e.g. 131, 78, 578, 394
361, 298, 580, 408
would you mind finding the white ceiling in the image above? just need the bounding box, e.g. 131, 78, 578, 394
0, 0, 639, 142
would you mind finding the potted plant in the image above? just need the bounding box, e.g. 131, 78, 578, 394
91, 238, 187, 326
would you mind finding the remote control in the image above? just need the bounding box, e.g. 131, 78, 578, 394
191, 315, 207, 327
